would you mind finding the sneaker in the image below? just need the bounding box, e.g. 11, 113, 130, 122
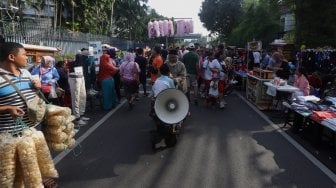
75, 119, 87, 126
230, 80, 238, 84
88, 89, 98, 96
219, 101, 226, 109
80, 116, 90, 121
91, 89, 99, 94
154, 139, 167, 149
70, 115, 77, 122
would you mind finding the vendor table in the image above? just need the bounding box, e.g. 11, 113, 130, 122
264, 82, 300, 93
234, 70, 247, 91
284, 102, 336, 148
246, 74, 272, 110
264, 82, 299, 109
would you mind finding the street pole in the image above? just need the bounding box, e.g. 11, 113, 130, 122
59, 1, 62, 40
71, 0, 74, 32
54, 0, 57, 33
110, 0, 115, 37
166, 36, 168, 48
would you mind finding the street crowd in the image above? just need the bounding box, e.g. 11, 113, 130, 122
0, 41, 332, 187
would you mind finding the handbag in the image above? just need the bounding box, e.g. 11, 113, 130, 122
48, 83, 58, 99
209, 80, 219, 97
56, 85, 65, 97
41, 84, 52, 94
1, 75, 48, 124
133, 62, 140, 84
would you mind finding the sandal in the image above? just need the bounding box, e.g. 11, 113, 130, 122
43, 178, 58, 188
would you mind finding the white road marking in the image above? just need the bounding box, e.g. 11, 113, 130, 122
53, 99, 127, 165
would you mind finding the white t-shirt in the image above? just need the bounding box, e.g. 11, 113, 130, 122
152, 75, 175, 97
203, 59, 212, 80
209, 59, 222, 79
253, 51, 261, 64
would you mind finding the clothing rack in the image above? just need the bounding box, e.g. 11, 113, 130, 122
298, 49, 336, 74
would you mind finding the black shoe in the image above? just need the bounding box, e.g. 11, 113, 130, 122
128, 102, 134, 110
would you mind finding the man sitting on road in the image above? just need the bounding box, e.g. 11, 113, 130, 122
152, 64, 175, 97
150, 64, 177, 150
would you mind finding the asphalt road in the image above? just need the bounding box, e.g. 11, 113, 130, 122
55, 93, 336, 188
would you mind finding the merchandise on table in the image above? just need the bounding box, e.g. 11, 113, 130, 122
253, 67, 273, 79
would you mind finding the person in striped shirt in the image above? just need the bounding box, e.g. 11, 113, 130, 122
0, 42, 41, 134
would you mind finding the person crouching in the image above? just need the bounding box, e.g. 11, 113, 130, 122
150, 64, 177, 150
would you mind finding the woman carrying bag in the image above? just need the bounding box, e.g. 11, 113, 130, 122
119, 53, 140, 109
31, 56, 60, 104
97, 54, 118, 110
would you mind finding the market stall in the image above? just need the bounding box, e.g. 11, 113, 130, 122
22, 44, 60, 70
246, 73, 273, 110
264, 79, 299, 109
283, 96, 336, 149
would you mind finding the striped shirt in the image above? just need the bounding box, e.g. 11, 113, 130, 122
0, 68, 38, 133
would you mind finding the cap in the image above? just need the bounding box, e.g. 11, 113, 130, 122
187, 43, 195, 49
168, 49, 178, 55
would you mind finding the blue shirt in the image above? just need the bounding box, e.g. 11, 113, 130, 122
262, 54, 271, 68
31, 66, 60, 85
0, 68, 38, 133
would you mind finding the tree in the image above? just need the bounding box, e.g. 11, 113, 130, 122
295, 0, 336, 47
114, 0, 149, 40
199, 0, 243, 40
227, 0, 282, 47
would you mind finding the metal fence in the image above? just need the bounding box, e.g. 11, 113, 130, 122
1, 18, 146, 54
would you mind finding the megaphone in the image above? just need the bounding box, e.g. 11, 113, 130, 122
154, 88, 189, 125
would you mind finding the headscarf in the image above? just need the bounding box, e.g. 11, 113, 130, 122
41, 56, 55, 68
123, 52, 135, 63
99, 54, 110, 67
107, 48, 116, 58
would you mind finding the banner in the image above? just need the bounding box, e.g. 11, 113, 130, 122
248, 41, 262, 51
89, 41, 102, 73
148, 19, 193, 38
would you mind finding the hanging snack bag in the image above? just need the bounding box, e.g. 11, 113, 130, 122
31, 129, 58, 178
0, 133, 18, 188
17, 137, 43, 188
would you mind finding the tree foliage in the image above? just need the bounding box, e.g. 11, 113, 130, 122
200, 0, 336, 48
227, 0, 282, 47
199, 0, 243, 40
295, 0, 336, 47
14, 0, 164, 42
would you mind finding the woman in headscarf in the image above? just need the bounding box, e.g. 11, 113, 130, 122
31, 56, 60, 104
97, 54, 118, 110
119, 52, 140, 109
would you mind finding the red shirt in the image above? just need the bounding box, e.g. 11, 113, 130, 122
98, 54, 117, 81
150, 55, 163, 82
